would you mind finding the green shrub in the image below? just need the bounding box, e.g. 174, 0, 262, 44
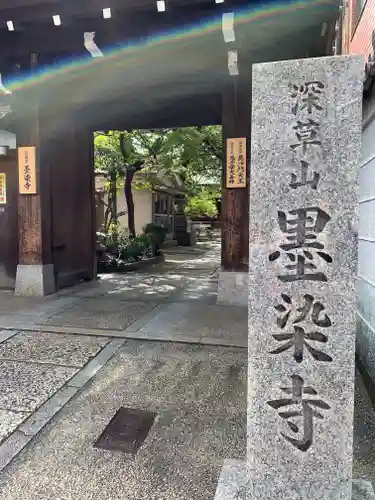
103, 223, 131, 254
118, 234, 152, 261
116, 226, 131, 249
143, 223, 168, 246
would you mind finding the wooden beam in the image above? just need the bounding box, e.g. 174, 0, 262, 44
85, 93, 222, 130
0, 19, 144, 56
15, 54, 53, 268
0, 0, 58, 9
0, 0, 212, 12
0, 4, 226, 56
221, 77, 251, 272
0, 0, 339, 59
0, 0, 226, 24
4, 37, 225, 130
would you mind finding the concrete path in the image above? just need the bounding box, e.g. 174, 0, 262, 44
0, 241, 247, 348
0, 240, 373, 499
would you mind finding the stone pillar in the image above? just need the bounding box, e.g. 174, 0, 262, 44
247, 55, 368, 500
14, 65, 55, 296
217, 79, 251, 307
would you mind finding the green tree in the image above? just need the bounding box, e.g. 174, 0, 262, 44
94, 126, 223, 235
95, 130, 172, 237
94, 131, 127, 232
184, 189, 218, 218
166, 126, 222, 191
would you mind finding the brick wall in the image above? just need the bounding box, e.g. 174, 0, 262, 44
349, 0, 375, 57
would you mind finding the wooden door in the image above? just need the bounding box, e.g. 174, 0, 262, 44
0, 151, 18, 288
50, 126, 95, 289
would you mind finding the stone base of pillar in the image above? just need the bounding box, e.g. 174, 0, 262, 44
214, 460, 375, 500
217, 271, 247, 307
15, 264, 56, 297
213, 460, 247, 500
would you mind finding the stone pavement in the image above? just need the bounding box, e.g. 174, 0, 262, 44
0, 328, 124, 471
0, 241, 246, 347
0, 341, 247, 500
0, 241, 372, 499
0, 241, 246, 476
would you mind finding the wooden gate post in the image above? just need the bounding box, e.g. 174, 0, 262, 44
218, 77, 251, 306
14, 57, 55, 296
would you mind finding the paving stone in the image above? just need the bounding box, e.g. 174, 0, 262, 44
214, 460, 247, 500
0, 331, 110, 367
103, 277, 183, 301
127, 331, 202, 344
2, 324, 127, 338
0, 431, 32, 472
123, 304, 170, 332
0, 293, 76, 319
0, 341, 246, 500
19, 386, 79, 436
213, 464, 375, 500
0, 330, 19, 344
67, 338, 126, 388
0, 360, 77, 412
136, 302, 247, 339
0, 293, 42, 315
201, 336, 247, 348
94, 342, 247, 413
70, 298, 154, 314
169, 278, 218, 303
0, 410, 29, 443
43, 302, 155, 330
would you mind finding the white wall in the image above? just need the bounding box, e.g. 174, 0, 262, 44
95, 176, 154, 235
357, 102, 375, 380
117, 189, 153, 235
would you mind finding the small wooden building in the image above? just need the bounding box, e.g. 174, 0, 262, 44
95, 171, 185, 239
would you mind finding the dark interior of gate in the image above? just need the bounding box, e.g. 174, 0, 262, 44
0, 0, 341, 290
0, 152, 18, 288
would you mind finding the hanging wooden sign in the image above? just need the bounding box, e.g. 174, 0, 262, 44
18, 146, 37, 195
226, 137, 246, 188
0, 173, 6, 204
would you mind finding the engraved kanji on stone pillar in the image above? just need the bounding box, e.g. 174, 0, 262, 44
248, 55, 363, 500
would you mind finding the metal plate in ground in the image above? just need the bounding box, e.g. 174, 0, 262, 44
94, 407, 156, 454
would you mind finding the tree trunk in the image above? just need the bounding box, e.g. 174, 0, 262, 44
110, 173, 117, 224
125, 169, 136, 238
104, 206, 111, 232
105, 173, 118, 235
